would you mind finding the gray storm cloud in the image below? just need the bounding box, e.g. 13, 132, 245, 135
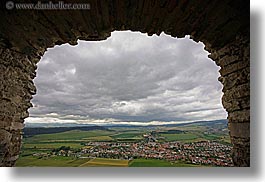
26, 31, 227, 125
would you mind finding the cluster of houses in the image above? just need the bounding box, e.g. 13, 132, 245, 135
80, 140, 233, 166
31, 132, 233, 167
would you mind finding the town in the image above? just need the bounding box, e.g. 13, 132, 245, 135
33, 132, 233, 167
80, 141, 233, 167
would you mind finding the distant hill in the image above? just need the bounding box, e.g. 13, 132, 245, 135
24, 122, 96, 128
25, 119, 228, 128
23, 125, 109, 137
23, 119, 228, 137
162, 119, 228, 127
105, 119, 228, 128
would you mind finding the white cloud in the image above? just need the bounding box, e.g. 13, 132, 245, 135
27, 31, 227, 124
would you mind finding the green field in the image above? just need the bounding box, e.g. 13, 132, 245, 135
16, 156, 201, 167
202, 134, 221, 140
161, 133, 198, 142
220, 136, 232, 144
129, 159, 199, 167
16, 156, 92, 167
17, 122, 231, 167
16, 156, 129, 167
23, 142, 83, 149
112, 133, 143, 139
159, 129, 229, 143
22, 130, 117, 150
25, 130, 116, 142
83, 136, 114, 141
80, 158, 129, 167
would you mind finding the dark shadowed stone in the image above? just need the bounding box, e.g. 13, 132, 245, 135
0, 0, 250, 167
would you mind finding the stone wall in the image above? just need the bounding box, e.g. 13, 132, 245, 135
0, 0, 249, 166
0, 48, 38, 166
209, 35, 250, 166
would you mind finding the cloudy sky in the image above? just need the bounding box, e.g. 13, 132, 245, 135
25, 31, 227, 125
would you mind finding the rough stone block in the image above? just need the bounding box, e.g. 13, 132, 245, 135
228, 122, 250, 138
222, 97, 250, 112
0, 129, 12, 144
220, 67, 249, 92
228, 109, 250, 123
220, 60, 250, 76
223, 82, 250, 101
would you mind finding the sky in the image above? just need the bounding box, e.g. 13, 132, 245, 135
25, 31, 227, 126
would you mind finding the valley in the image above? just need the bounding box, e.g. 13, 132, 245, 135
16, 120, 233, 167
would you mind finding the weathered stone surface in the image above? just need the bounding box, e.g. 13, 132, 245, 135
0, 47, 37, 166
0, 129, 12, 144
218, 67, 249, 92
219, 61, 250, 76
228, 110, 250, 123
228, 122, 250, 138
0, 129, 12, 166
230, 137, 250, 167
223, 83, 250, 100
209, 35, 250, 66
211, 32, 250, 167
222, 97, 250, 112
0, 0, 250, 167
